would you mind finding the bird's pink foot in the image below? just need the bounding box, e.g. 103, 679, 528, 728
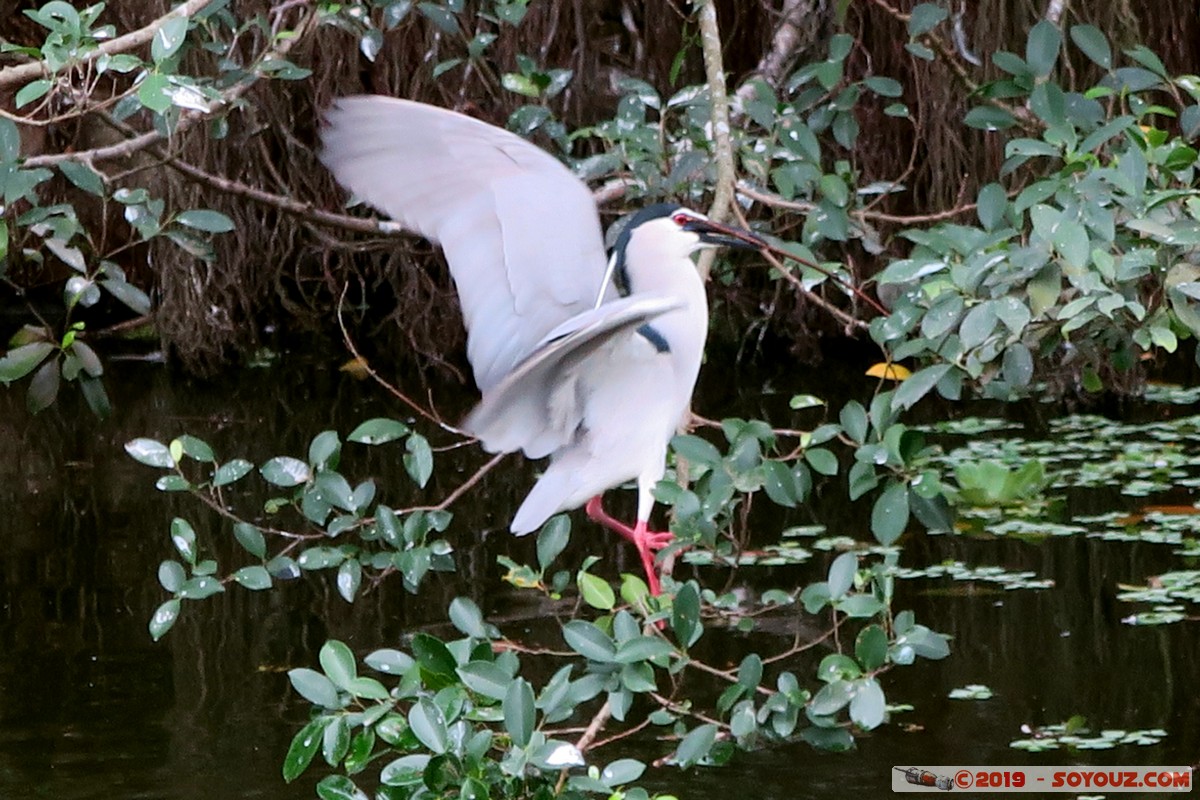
585, 496, 677, 598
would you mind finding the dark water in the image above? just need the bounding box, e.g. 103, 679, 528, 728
1, 355, 1197, 799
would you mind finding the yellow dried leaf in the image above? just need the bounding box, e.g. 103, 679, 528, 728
339, 356, 371, 380
865, 362, 912, 381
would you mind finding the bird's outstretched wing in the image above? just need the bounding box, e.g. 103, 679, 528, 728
462, 294, 683, 459
320, 96, 610, 392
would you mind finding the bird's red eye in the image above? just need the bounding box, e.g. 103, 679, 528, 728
672, 212, 691, 226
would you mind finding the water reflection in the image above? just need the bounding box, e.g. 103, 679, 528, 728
1, 356, 1197, 799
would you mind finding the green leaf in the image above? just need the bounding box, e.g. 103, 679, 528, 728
136, 73, 171, 113
674, 723, 718, 767
151, 14, 189, 62
672, 433, 722, 465
322, 715, 351, 767
148, 598, 180, 641
457, 661, 512, 701
289, 668, 340, 708
170, 517, 197, 564
672, 581, 702, 648
57, 160, 105, 196
893, 364, 951, 410
175, 208, 234, 233
804, 447, 838, 476
855, 624, 888, 671
964, 106, 1016, 130
0, 341, 54, 385
536, 515, 570, 570
411, 633, 458, 678
26, 359, 59, 413
15, 79, 52, 109
320, 640, 357, 690
408, 696, 449, 754
907, 3, 947, 36
100, 277, 152, 315
862, 76, 902, 97
316, 775, 368, 800
283, 718, 326, 782
614, 636, 675, 664
827, 552, 857, 600
849, 677, 886, 729
503, 677, 535, 747
213, 459, 253, 487
380, 754, 431, 786
1025, 20, 1062, 78
260, 456, 311, 487
233, 522, 266, 558
449, 596, 488, 639
365, 648, 415, 675
600, 758, 646, 787
176, 434, 214, 462
737, 654, 763, 690
976, 182, 1007, 230
1070, 24, 1111, 69
124, 437, 175, 468
232, 565, 271, 590
578, 571, 615, 610
809, 678, 854, 715
403, 433, 433, 488
762, 460, 799, 507
562, 620, 617, 662
347, 417, 409, 444
336, 560, 361, 603
871, 481, 909, 545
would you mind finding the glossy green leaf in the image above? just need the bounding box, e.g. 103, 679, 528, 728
849, 677, 886, 729
403, 433, 433, 488
562, 620, 617, 662
213, 459, 253, 487
260, 456, 311, 487
409, 696, 449, 754
289, 668, 340, 708
1070, 24, 1111, 68
449, 596, 488, 639
175, 208, 234, 233
457, 661, 512, 701
232, 565, 271, 590
855, 624, 888, 671
411, 633, 458, 678
578, 571, 615, 610
347, 417, 408, 444
283, 718, 326, 782
536, 515, 570, 570
316, 775, 368, 800
871, 481, 909, 545
233, 522, 266, 558
320, 640, 357, 690
148, 598, 180, 641
503, 677, 535, 747
380, 754, 431, 786
674, 723, 718, 767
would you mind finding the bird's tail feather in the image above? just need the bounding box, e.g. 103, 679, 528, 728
511, 466, 579, 535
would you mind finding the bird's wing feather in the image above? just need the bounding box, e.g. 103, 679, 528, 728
461, 294, 683, 458
319, 96, 610, 391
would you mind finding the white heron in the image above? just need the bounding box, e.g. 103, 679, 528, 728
320, 95, 765, 595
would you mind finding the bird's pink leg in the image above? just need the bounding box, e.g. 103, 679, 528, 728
585, 495, 636, 540
585, 496, 674, 595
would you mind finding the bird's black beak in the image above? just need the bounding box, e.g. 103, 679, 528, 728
685, 218, 768, 250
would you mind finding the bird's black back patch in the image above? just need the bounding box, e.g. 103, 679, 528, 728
636, 324, 670, 353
